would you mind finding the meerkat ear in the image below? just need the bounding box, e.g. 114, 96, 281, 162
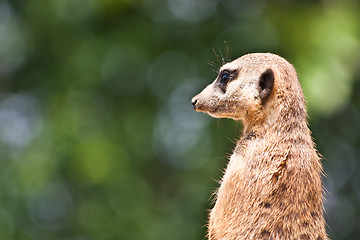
258, 68, 274, 101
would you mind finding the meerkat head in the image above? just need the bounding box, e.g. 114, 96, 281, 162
191, 54, 276, 123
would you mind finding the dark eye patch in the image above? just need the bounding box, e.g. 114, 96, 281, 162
220, 71, 230, 85
217, 69, 238, 93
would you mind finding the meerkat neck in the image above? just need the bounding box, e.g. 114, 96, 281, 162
243, 97, 308, 141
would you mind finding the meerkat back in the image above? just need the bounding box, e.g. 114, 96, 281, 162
192, 53, 328, 240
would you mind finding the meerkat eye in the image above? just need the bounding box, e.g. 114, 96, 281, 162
220, 71, 230, 85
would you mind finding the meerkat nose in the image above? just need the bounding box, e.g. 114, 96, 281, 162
192, 99, 198, 109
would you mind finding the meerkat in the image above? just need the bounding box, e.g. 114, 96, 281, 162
191, 53, 328, 240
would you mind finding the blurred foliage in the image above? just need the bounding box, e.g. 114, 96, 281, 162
0, 0, 359, 239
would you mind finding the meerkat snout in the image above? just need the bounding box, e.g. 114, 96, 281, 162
192, 99, 197, 109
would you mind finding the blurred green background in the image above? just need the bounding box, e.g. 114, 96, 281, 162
0, 0, 359, 239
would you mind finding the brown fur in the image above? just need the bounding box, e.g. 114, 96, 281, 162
192, 53, 328, 240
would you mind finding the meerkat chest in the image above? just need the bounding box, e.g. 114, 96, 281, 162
225, 139, 263, 175
226, 152, 247, 172
216, 152, 247, 199
217, 145, 258, 200
215, 139, 272, 208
